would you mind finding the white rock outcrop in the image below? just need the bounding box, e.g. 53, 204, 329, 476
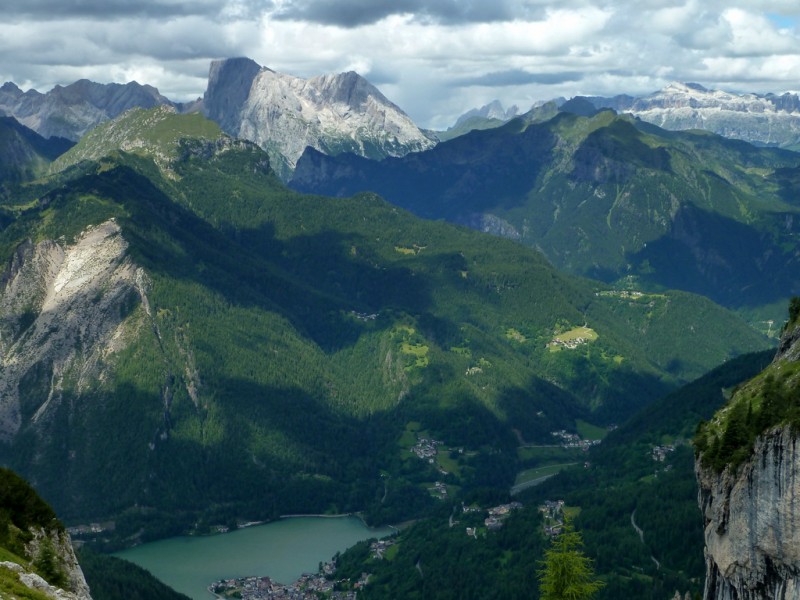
591, 82, 800, 148
0, 219, 144, 442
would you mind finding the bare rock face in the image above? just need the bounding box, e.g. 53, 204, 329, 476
202, 57, 436, 179
697, 426, 800, 599
697, 324, 800, 599
0, 220, 146, 443
589, 82, 800, 149
24, 527, 92, 600
0, 560, 88, 600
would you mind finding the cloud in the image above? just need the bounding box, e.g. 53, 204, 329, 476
452, 69, 584, 87
270, 0, 547, 27
4, 0, 275, 23
1, 0, 799, 129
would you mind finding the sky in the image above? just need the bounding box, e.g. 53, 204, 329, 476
2, 0, 800, 129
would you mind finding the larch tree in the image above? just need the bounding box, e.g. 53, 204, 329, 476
538, 517, 603, 600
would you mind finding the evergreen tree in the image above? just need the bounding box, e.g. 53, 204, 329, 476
538, 518, 603, 600
788, 297, 800, 325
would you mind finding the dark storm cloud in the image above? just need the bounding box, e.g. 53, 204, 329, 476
272, 0, 544, 27
452, 69, 584, 87
4, 0, 273, 21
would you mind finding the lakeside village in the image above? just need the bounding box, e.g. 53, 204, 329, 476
210, 560, 354, 600
208, 500, 528, 599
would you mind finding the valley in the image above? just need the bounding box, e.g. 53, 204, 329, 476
0, 50, 798, 600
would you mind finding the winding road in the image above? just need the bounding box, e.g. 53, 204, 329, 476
630, 509, 661, 570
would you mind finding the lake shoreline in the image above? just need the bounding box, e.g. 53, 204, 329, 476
115, 514, 395, 600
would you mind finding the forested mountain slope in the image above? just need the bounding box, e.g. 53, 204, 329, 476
291, 110, 800, 326
0, 109, 769, 544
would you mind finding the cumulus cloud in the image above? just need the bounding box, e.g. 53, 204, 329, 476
270, 0, 548, 27
4, 0, 232, 20
0, 0, 798, 128
452, 69, 584, 87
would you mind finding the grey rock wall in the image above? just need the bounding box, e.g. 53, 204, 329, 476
697, 426, 800, 599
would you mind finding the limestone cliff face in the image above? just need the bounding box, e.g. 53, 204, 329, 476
202, 57, 436, 179
697, 426, 800, 599
0, 219, 148, 443
697, 323, 800, 600
22, 527, 92, 599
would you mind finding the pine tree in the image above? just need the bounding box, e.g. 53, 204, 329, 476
538, 517, 603, 600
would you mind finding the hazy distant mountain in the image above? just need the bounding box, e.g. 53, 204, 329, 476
456, 100, 520, 125
201, 57, 437, 180
0, 79, 178, 141
435, 100, 520, 142
0, 116, 73, 183
584, 82, 800, 150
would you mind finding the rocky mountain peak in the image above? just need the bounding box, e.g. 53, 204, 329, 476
204, 57, 264, 133
453, 100, 519, 127
202, 57, 435, 180
1, 81, 22, 95
309, 70, 383, 107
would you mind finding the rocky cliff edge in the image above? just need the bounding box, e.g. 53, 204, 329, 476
697, 318, 800, 600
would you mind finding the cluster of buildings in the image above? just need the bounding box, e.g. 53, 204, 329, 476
652, 444, 676, 462
369, 538, 396, 559
430, 481, 448, 499
66, 522, 107, 536
209, 571, 354, 600
350, 311, 378, 321
538, 500, 566, 536
595, 290, 644, 299
411, 437, 442, 462
551, 430, 601, 450
547, 336, 590, 350
483, 501, 523, 531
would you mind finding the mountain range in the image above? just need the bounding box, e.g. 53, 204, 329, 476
0, 58, 436, 183
0, 80, 180, 142
7, 62, 800, 186
291, 109, 800, 327
450, 83, 800, 150
587, 82, 800, 151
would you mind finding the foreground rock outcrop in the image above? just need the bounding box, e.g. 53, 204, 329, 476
0, 467, 92, 599
697, 317, 800, 599
697, 426, 800, 599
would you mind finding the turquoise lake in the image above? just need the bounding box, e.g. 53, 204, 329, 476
115, 516, 394, 599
